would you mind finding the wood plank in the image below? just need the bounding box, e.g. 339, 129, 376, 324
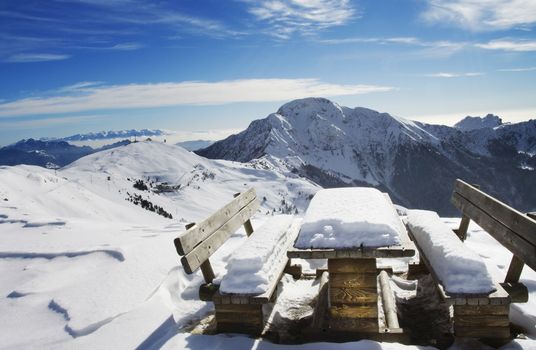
199, 260, 215, 283
328, 258, 377, 273
451, 192, 536, 271
329, 272, 378, 288
181, 199, 260, 274
174, 188, 256, 255
217, 322, 262, 334
329, 317, 379, 332
312, 271, 329, 329
454, 179, 536, 247
379, 270, 399, 329
330, 304, 378, 318
454, 326, 510, 339
528, 212, 536, 220
215, 304, 262, 314
504, 255, 524, 283
454, 315, 510, 327
287, 243, 415, 259
454, 304, 509, 316
500, 282, 529, 303
456, 215, 471, 241
330, 286, 378, 304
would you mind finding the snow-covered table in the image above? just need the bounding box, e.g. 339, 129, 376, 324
287, 188, 415, 334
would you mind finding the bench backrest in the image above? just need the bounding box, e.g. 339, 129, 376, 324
174, 188, 260, 275
451, 179, 536, 272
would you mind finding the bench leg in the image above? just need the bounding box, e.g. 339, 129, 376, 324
453, 304, 511, 340
327, 258, 379, 333
215, 304, 264, 335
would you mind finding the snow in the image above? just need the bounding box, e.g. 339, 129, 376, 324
1, 141, 536, 349
294, 187, 402, 249
407, 210, 495, 294
219, 215, 299, 295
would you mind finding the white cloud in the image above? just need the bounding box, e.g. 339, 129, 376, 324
498, 66, 536, 72
245, 0, 356, 38
424, 72, 484, 78
476, 39, 536, 51
0, 78, 395, 118
0, 115, 104, 129
5, 53, 71, 63
422, 0, 536, 30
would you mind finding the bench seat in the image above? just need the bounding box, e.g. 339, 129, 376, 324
406, 209, 511, 340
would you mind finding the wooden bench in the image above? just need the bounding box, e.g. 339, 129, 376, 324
407, 179, 535, 341
173, 188, 301, 334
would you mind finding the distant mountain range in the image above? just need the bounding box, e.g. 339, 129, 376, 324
0, 139, 131, 169
45, 129, 167, 142
197, 97, 536, 215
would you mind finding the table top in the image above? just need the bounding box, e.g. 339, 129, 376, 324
287, 191, 416, 259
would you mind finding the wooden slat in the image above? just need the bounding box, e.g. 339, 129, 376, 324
181, 199, 260, 273
330, 304, 378, 318
174, 188, 256, 255
330, 287, 378, 304
328, 258, 377, 273
451, 192, 536, 271
312, 271, 329, 329
500, 282, 529, 303
287, 244, 415, 259
329, 317, 379, 332
454, 180, 536, 247
454, 326, 510, 339
454, 315, 510, 327
504, 255, 524, 283
453, 304, 509, 316
329, 273, 378, 288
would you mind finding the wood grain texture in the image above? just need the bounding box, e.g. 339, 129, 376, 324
454, 326, 510, 339
454, 315, 510, 327
330, 286, 378, 304
328, 258, 377, 273
329, 305, 378, 318
453, 304, 509, 316
174, 188, 256, 255
451, 192, 536, 271
329, 272, 377, 288
312, 271, 329, 330
504, 255, 525, 283
454, 180, 536, 246
181, 199, 260, 273
329, 317, 379, 332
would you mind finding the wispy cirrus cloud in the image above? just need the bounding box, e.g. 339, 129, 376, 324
244, 0, 356, 39
424, 72, 484, 78
498, 66, 536, 72
476, 39, 536, 52
5, 53, 71, 63
421, 0, 536, 31
0, 78, 395, 118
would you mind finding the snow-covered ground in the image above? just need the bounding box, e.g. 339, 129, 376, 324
0, 141, 534, 350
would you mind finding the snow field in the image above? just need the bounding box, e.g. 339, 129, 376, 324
294, 187, 402, 249
407, 210, 495, 294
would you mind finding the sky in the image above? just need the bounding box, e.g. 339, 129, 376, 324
1, 0, 536, 145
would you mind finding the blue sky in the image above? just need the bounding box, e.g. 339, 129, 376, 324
1, 0, 536, 145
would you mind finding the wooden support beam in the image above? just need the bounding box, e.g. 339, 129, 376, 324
456, 215, 471, 241
312, 271, 329, 330
504, 255, 524, 283
234, 192, 254, 236
379, 271, 399, 329
200, 260, 215, 284
500, 282, 529, 303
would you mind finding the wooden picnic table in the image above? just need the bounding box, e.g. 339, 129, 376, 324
287, 190, 416, 334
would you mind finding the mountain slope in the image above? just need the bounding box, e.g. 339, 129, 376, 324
197, 98, 536, 215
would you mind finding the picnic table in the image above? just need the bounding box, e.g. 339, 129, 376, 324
287, 187, 416, 334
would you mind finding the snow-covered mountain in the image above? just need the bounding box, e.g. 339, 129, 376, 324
197, 98, 536, 215
454, 114, 503, 131
52, 129, 167, 142
0, 138, 131, 168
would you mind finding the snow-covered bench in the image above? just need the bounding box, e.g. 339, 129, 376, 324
173, 188, 301, 334
406, 209, 512, 341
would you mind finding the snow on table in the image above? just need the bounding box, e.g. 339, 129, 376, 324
219, 215, 299, 295
293, 187, 402, 249
407, 210, 495, 294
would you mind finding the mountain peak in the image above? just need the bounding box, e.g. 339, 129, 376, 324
454, 114, 503, 131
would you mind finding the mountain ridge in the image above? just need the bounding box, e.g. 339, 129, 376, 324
197, 98, 536, 215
